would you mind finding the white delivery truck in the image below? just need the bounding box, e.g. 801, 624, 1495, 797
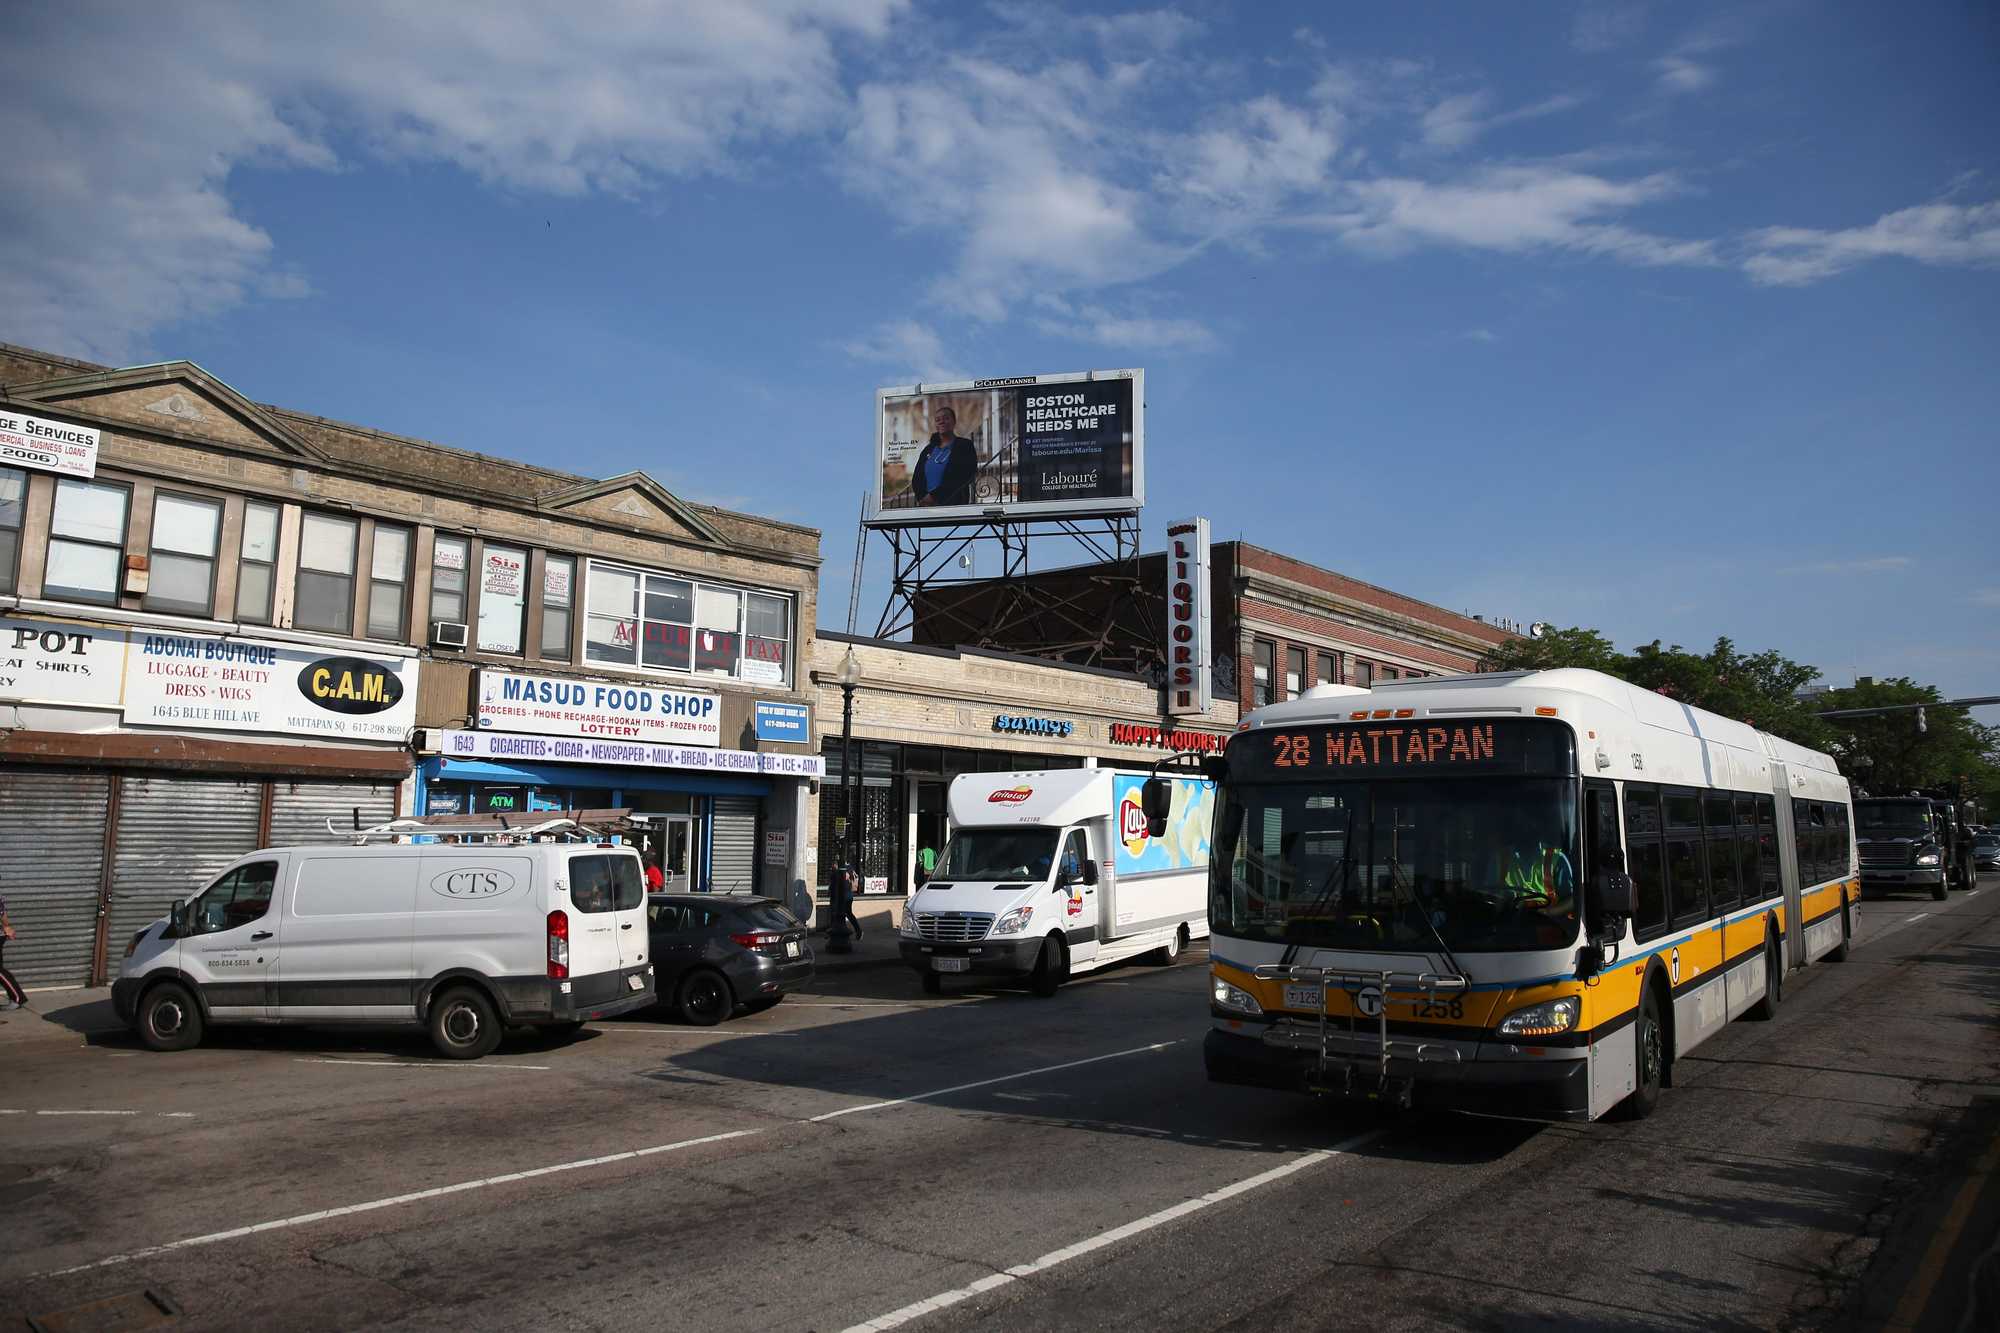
113, 829, 655, 1059
899, 768, 1214, 995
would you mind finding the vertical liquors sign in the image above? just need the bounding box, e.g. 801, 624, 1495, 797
1165, 516, 1211, 716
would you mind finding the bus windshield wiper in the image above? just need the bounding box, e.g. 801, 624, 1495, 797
1279, 806, 1356, 966
1391, 857, 1466, 982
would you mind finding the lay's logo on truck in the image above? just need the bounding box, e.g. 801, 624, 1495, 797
1119, 793, 1151, 858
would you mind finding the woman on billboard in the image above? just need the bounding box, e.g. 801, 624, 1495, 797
908, 405, 977, 507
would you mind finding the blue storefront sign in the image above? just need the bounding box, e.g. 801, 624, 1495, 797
993, 713, 1074, 738
754, 701, 811, 742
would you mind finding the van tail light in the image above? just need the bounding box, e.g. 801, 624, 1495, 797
730, 931, 781, 950
547, 910, 570, 979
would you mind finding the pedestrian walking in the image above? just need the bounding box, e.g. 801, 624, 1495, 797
830, 862, 864, 940
0, 896, 25, 1010
916, 843, 937, 888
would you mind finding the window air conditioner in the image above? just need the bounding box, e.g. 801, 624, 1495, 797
431, 620, 469, 650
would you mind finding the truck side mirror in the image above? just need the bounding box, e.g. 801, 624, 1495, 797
1081, 859, 1098, 886
1141, 777, 1172, 838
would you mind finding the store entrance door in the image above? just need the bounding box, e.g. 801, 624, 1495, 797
660, 816, 695, 892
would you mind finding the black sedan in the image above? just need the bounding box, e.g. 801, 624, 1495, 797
646, 894, 814, 1025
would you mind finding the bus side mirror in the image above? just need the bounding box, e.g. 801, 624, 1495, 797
1141, 778, 1172, 839
1590, 873, 1636, 920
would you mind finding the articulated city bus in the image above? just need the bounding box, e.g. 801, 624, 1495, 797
1146, 668, 1859, 1122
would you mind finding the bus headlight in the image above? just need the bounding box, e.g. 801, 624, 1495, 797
1496, 996, 1580, 1038
1914, 851, 1941, 866
1213, 976, 1263, 1016
991, 905, 1035, 935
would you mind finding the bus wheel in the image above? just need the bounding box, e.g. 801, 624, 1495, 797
1748, 933, 1783, 1021
1617, 986, 1666, 1120
1828, 904, 1851, 963
1031, 936, 1067, 997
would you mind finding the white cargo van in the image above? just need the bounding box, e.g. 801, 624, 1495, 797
900, 769, 1213, 995
112, 837, 654, 1059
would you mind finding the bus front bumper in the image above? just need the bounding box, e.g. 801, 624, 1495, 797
1204, 1027, 1591, 1122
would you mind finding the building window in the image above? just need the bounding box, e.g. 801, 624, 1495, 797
0, 467, 25, 595
477, 544, 528, 654
1316, 650, 1338, 688
44, 478, 130, 605
1356, 659, 1375, 688
367, 524, 411, 641
430, 536, 468, 628
584, 560, 793, 684
143, 492, 223, 617
541, 555, 574, 659
1251, 638, 1274, 706
295, 512, 358, 634
1285, 646, 1304, 700
1380, 665, 1400, 681
236, 501, 279, 624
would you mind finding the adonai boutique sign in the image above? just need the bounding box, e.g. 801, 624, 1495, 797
122, 630, 416, 740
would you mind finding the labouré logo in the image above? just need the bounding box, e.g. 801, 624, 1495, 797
430, 867, 518, 900
988, 786, 1034, 804
299, 656, 403, 715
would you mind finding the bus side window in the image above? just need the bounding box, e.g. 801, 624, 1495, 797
1703, 792, 1739, 911
1732, 797, 1761, 905
1586, 784, 1621, 874
1663, 788, 1707, 924
1756, 796, 1780, 899
1624, 785, 1667, 939
1832, 804, 1851, 878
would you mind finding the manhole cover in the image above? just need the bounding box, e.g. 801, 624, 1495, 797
26, 1288, 178, 1333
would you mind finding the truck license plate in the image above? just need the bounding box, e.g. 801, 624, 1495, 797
1284, 983, 1324, 1012
934, 958, 969, 973
785, 940, 801, 958
626, 974, 645, 992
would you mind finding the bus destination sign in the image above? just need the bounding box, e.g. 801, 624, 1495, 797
1230, 718, 1574, 780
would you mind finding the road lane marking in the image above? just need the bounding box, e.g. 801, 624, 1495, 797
38, 1128, 759, 1279
1885, 1121, 2000, 1330
1904, 913, 1931, 924
0, 1109, 195, 1118
588, 1026, 799, 1037
807, 1041, 1181, 1124
840, 1128, 1386, 1332
294, 1059, 551, 1071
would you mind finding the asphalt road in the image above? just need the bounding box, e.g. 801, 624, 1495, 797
3, 879, 1994, 1333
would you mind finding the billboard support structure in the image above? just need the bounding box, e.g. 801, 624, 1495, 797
870, 513, 1152, 673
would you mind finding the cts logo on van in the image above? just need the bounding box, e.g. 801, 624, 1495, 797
430, 868, 518, 900
299, 656, 404, 714
988, 786, 1034, 805
1119, 794, 1154, 858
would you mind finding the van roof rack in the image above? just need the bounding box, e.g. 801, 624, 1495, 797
330, 809, 637, 845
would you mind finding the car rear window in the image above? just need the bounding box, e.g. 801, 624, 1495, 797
570, 854, 645, 914
731, 903, 798, 932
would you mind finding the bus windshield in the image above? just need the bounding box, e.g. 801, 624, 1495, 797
938, 829, 1058, 882
1212, 778, 1580, 953
1855, 803, 1933, 835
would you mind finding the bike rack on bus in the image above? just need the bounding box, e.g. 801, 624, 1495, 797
1251, 963, 1470, 1106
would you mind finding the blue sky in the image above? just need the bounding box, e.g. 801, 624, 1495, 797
3, 1, 1996, 709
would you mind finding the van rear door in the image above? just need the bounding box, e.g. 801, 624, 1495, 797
608, 853, 648, 973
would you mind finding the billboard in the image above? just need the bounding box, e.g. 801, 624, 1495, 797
1165, 516, 1211, 717
1111, 773, 1213, 877
870, 369, 1143, 525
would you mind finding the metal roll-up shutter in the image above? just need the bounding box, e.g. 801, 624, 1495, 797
0, 769, 113, 988
110, 776, 262, 978
268, 780, 399, 847
710, 796, 760, 896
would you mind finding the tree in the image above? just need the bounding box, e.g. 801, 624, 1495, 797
1814, 677, 2000, 801
1481, 626, 1622, 674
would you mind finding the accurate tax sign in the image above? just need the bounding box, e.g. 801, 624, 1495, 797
1165, 516, 1212, 716
0, 408, 99, 479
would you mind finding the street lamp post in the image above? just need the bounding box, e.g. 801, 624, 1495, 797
828, 647, 863, 955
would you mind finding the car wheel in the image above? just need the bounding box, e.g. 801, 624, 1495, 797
429, 985, 502, 1060
1747, 933, 1783, 1021
921, 971, 944, 996
676, 969, 732, 1027
138, 981, 204, 1053
1615, 985, 1666, 1120
1030, 936, 1067, 997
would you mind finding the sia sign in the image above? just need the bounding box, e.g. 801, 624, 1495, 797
1165, 517, 1211, 716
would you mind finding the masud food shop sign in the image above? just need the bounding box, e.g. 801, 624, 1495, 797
476, 668, 721, 746
123, 632, 416, 740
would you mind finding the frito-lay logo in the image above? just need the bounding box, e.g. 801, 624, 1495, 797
988, 786, 1034, 804
299, 656, 403, 714
1119, 795, 1151, 857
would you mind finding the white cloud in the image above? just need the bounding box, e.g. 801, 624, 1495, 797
1653, 55, 1714, 95
1419, 91, 1586, 151
1781, 556, 1916, 576
0, 0, 905, 359
1031, 296, 1214, 351
841, 319, 966, 383
1163, 96, 1345, 231
1463, 328, 1498, 343
1303, 165, 1715, 268
1743, 199, 2000, 285
1969, 588, 2000, 608
1572, 4, 1649, 54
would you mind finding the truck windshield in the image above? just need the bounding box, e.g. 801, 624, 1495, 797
937, 829, 1058, 883
1212, 778, 1580, 953
1856, 804, 1933, 835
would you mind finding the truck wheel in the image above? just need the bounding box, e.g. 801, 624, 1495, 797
1932, 879, 1949, 901
138, 981, 204, 1053
429, 985, 502, 1059
1149, 926, 1188, 966
921, 972, 944, 996
1031, 936, 1067, 997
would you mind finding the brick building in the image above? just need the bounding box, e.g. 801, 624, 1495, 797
0, 341, 820, 988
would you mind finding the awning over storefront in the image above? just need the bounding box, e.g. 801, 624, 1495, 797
0, 730, 411, 779
418, 754, 770, 797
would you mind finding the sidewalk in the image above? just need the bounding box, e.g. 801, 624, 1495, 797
808, 899, 907, 973
0, 987, 122, 1047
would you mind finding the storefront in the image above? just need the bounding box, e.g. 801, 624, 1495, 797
811, 636, 1234, 897
0, 609, 416, 989
413, 667, 821, 896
